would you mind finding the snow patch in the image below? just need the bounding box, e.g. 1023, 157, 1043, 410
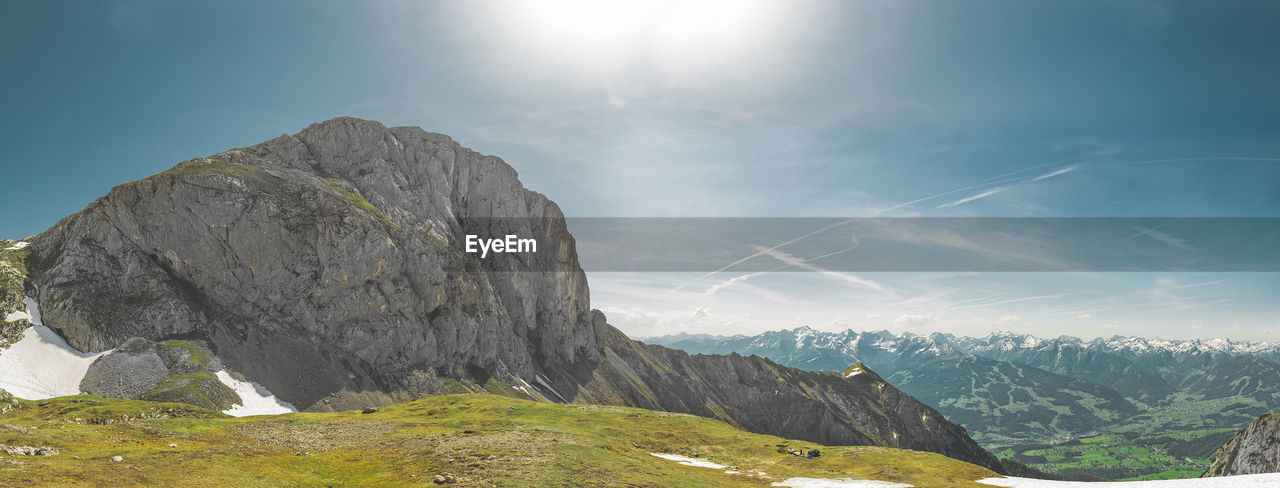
4, 310, 30, 323
534, 373, 568, 403
843, 369, 863, 378
649, 453, 727, 469
0, 297, 108, 399
214, 370, 297, 417
977, 474, 1280, 487
22, 296, 41, 324
772, 478, 913, 488
4, 242, 28, 250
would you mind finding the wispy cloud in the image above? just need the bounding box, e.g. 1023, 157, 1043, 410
675, 159, 1081, 290
894, 313, 937, 326
704, 272, 767, 295
752, 245, 886, 293
1127, 225, 1197, 251
936, 187, 1005, 209
1165, 279, 1227, 290
932, 164, 1078, 209
1031, 165, 1077, 181
944, 293, 1077, 312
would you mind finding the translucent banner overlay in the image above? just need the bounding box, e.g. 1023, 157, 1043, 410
520, 218, 1280, 272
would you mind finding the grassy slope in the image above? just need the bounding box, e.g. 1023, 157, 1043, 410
0, 393, 998, 487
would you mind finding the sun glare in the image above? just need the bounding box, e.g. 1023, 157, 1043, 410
513, 0, 774, 51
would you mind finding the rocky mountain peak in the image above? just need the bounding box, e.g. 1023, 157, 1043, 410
1205, 413, 1280, 477
27, 116, 606, 410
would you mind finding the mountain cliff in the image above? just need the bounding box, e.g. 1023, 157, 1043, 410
14, 117, 1006, 472
27, 118, 604, 410
1204, 413, 1280, 477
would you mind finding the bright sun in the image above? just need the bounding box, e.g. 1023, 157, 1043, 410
512, 0, 775, 50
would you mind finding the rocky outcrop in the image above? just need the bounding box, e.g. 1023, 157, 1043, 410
0, 387, 18, 414
81, 338, 170, 399
81, 338, 240, 411
1204, 413, 1280, 477
23, 117, 1008, 472
0, 444, 59, 456
577, 328, 1003, 471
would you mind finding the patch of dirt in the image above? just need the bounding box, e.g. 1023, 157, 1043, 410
398, 429, 583, 487
402, 429, 576, 461
232, 421, 400, 451
562, 404, 631, 414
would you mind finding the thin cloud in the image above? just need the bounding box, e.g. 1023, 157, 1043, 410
704, 272, 768, 295
752, 245, 886, 293
1119, 157, 1280, 167
1031, 166, 1077, 181
1127, 225, 1197, 251
1165, 279, 1227, 290
945, 293, 1077, 312
894, 313, 937, 326
936, 187, 1005, 209
673, 159, 1079, 291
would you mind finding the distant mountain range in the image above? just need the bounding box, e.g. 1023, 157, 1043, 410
647, 327, 1280, 449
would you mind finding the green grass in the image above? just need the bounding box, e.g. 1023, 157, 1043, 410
158, 340, 210, 366
0, 393, 999, 487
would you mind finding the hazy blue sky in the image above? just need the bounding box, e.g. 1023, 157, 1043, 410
3, 1, 1279, 340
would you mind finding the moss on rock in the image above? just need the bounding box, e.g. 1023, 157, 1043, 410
140, 370, 240, 412
0, 241, 31, 349
0, 387, 19, 414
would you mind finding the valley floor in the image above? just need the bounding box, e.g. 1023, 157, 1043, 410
996, 428, 1236, 481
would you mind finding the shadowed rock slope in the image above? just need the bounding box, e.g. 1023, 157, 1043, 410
21, 117, 1005, 472
578, 332, 1001, 470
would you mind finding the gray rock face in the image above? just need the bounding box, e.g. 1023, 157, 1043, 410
1205, 413, 1280, 476
24, 117, 1008, 472
29, 117, 603, 411
81, 338, 170, 399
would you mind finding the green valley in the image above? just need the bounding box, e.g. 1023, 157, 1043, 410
998, 429, 1237, 481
